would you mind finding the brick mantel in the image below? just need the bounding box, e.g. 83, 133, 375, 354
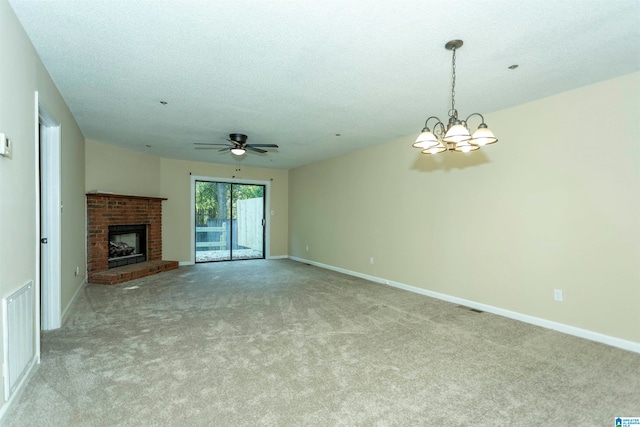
87, 193, 168, 202
87, 193, 172, 284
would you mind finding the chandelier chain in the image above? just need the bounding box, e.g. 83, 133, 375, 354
451, 46, 457, 115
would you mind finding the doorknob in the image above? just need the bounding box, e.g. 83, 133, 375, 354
41, 238, 48, 244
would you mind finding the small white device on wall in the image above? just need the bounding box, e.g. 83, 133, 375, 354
0, 133, 13, 159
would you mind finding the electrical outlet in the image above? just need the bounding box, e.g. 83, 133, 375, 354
75, 266, 80, 276
370, 257, 374, 265
305, 245, 309, 252
554, 289, 563, 302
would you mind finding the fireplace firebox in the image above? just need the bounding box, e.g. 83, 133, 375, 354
108, 224, 147, 268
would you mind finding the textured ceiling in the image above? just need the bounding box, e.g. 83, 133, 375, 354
8, 0, 640, 169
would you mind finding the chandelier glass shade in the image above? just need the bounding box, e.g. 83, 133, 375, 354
413, 40, 497, 155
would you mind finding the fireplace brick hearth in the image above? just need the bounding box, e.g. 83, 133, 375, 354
87, 193, 178, 285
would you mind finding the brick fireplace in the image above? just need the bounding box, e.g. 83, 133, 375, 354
87, 193, 178, 285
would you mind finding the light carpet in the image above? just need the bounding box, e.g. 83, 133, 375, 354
5, 259, 640, 426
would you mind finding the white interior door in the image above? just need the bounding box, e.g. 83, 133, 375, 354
38, 106, 61, 331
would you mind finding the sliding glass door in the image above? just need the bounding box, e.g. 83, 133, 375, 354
195, 181, 265, 262
231, 184, 265, 260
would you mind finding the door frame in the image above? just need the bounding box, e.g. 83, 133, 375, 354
190, 175, 271, 264
35, 92, 62, 333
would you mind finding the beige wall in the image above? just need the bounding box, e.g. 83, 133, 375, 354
159, 158, 289, 261
0, 0, 86, 404
85, 139, 161, 197
85, 146, 289, 261
289, 72, 640, 343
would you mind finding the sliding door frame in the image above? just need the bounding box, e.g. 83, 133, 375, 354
189, 175, 271, 264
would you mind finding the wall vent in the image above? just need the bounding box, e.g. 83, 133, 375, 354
2, 281, 36, 400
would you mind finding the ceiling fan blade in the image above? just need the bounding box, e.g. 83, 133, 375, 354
194, 142, 229, 146
218, 147, 231, 152
247, 144, 279, 148
226, 139, 242, 146
245, 146, 267, 154
195, 147, 229, 150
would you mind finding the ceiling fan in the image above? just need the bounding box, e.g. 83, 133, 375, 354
194, 133, 279, 156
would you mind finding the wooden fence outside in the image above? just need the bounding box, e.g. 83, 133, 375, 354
195, 198, 263, 251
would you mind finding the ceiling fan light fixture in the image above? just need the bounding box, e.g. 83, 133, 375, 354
194, 133, 278, 157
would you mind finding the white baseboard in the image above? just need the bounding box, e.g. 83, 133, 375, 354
289, 256, 640, 354
61, 277, 86, 322
0, 354, 38, 424
179, 261, 195, 266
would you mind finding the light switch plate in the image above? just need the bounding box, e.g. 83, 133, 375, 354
0, 133, 13, 159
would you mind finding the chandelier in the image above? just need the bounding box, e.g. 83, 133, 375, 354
413, 40, 497, 154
